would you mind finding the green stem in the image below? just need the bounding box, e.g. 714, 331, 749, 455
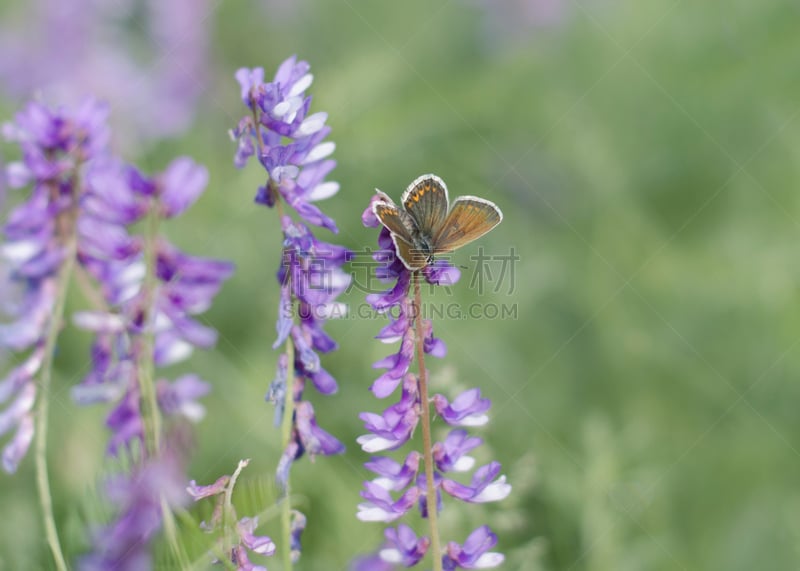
251, 99, 297, 571
137, 207, 188, 568
279, 335, 296, 571
161, 496, 190, 570
138, 208, 162, 457
413, 271, 443, 571
223, 459, 250, 561
35, 236, 76, 571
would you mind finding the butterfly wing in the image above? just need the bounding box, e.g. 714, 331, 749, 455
433, 196, 503, 253
401, 174, 449, 237
373, 197, 417, 244
391, 234, 428, 271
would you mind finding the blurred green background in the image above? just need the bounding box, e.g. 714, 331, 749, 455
1, 0, 799, 569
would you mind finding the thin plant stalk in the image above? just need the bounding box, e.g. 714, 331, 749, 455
275, 192, 298, 570
35, 237, 76, 571
137, 208, 162, 456
34, 170, 84, 571
223, 459, 250, 560
279, 332, 296, 571
138, 208, 188, 569
250, 99, 298, 571
412, 271, 443, 571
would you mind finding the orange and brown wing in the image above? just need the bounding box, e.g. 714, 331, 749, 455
401, 174, 449, 236
433, 196, 502, 254
373, 199, 417, 244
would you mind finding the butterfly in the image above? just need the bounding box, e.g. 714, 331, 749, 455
372, 174, 503, 270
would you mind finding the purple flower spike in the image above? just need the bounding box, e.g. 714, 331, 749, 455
381, 524, 430, 566
0, 97, 112, 472
73, 156, 233, 457
232, 59, 349, 562
232, 56, 341, 230
359, 178, 509, 567
442, 526, 504, 570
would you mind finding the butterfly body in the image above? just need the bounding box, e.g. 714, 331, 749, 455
373, 174, 503, 270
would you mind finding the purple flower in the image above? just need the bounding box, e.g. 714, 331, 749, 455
0, 98, 108, 472
441, 462, 512, 504
231, 57, 340, 231
358, 374, 420, 453
433, 389, 491, 427
80, 445, 189, 571
359, 181, 508, 567
442, 526, 504, 570
295, 400, 345, 457
357, 481, 421, 523
381, 524, 430, 566
433, 430, 482, 473
187, 475, 230, 500
233, 58, 348, 553
74, 156, 233, 454
365, 451, 422, 491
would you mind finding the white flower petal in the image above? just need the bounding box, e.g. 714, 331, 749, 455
287, 73, 313, 98
357, 434, 396, 453
379, 548, 403, 564
303, 141, 335, 164
307, 181, 340, 201
473, 476, 512, 503
295, 112, 327, 136
473, 552, 505, 568
453, 455, 476, 472
459, 413, 489, 427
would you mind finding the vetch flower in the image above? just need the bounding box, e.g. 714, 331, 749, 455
433, 389, 491, 427
365, 451, 422, 492
80, 444, 189, 571
442, 526, 504, 570
232, 55, 348, 564
433, 430, 482, 473
73, 156, 233, 454
381, 524, 430, 567
0, 97, 109, 473
357, 481, 422, 523
441, 462, 512, 504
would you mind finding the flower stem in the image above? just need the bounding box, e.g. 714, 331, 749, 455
138, 207, 162, 457
35, 240, 76, 571
279, 324, 296, 570
251, 98, 296, 570
223, 459, 250, 559
413, 271, 443, 571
